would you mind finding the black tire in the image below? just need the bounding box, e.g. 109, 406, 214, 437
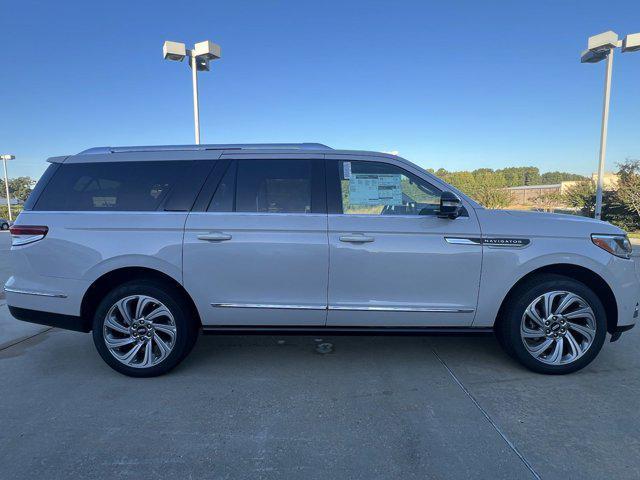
495, 274, 607, 374
1, 223, 8, 230
92, 279, 199, 377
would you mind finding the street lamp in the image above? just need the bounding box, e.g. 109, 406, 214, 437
581, 31, 640, 220
1, 154, 15, 223
163, 40, 222, 145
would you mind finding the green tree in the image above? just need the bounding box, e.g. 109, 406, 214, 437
617, 158, 640, 223
0, 176, 36, 202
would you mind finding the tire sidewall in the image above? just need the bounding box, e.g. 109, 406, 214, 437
505, 275, 607, 374
92, 280, 196, 377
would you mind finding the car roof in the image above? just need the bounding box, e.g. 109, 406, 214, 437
46, 143, 402, 164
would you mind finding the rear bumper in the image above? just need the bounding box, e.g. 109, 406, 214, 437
8, 306, 90, 333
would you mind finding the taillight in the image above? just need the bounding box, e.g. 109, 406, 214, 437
9, 225, 49, 246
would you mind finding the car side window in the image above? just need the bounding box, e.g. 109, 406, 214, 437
34, 161, 191, 212
337, 160, 442, 216
208, 159, 317, 214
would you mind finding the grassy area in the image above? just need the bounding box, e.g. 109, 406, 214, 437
628, 232, 640, 239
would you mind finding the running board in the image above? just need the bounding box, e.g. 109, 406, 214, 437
201, 326, 494, 336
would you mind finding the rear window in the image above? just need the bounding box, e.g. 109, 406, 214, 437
34, 161, 191, 211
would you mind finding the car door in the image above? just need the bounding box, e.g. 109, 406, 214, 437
325, 156, 482, 327
183, 154, 329, 326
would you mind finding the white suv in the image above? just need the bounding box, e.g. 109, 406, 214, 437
5, 144, 639, 376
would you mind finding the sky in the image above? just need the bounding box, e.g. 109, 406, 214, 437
1, 0, 639, 179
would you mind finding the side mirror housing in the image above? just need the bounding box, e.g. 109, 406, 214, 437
438, 191, 462, 219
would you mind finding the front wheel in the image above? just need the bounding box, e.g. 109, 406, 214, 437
1, 223, 8, 230
92, 280, 199, 377
496, 274, 607, 374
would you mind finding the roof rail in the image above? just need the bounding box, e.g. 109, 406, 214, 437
78, 143, 333, 155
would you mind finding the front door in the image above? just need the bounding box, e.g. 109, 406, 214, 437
183, 156, 328, 326
325, 157, 482, 327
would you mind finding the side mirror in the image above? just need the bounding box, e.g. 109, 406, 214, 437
438, 191, 462, 219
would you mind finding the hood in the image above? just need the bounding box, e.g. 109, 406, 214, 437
475, 209, 625, 238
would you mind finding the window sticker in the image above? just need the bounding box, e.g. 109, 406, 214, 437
349, 173, 402, 206
343, 161, 351, 180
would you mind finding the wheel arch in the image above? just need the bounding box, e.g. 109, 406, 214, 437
80, 267, 202, 331
495, 263, 618, 335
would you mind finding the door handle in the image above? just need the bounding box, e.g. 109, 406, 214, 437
339, 234, 374, 243
198, 232, 232, 242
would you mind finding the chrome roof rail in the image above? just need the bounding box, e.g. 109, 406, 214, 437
78, 143, 333, 155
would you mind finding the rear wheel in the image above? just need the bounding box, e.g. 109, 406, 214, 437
1, 223, 8, 230
92, 280, 199, 377
496, 274, 607, 374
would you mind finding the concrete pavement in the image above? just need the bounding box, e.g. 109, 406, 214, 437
1, 230, 639, 479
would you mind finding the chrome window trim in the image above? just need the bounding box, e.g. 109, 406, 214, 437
4, 287, 68, 298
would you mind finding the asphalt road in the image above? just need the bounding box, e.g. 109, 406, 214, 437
1, 230, 639, 479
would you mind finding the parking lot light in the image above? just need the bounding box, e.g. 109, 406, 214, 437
162, 39, 222, 145
1, 154, 15, 222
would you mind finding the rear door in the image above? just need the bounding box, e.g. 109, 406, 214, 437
325, 156, 482, 327
183, 154, 329, 326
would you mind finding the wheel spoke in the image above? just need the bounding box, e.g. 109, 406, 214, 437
115, 298, 134, 325
546, 338, 564, 364
135, 296, 155, 320
105, 316, 130, 334
564, 331, 583, 359
110, 341, 143, 365
567, 321, 595, 343
555, 293, 579, 315
521, 323, 545, 339
153, 333, 172, 361
564, 307, 595, 323
153, 323, 177, 340
526, 338, 554, 357
525, 303, 545, 328
146, 305, 171, 322
104, 335, 136, 348
141, 341, 154, 367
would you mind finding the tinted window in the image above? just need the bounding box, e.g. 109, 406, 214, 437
338, 160, 441, 216
35, 161, 191, 211
209, 160, 314, 214
23, 163, 59, 210
208, 161, 237, 212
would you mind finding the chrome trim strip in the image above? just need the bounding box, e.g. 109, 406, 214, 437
4, 287, 67, 298
211, 303, 474, 313
445, 237, 481, 245
329, 306, 475, 313
211, 303, 325, 310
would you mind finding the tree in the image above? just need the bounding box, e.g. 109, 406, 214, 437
616, 158, 640, 222
0, 176, 36, 202
532, 191, 565, 212
563, 180, 595, 216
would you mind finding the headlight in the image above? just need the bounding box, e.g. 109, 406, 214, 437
591, 234, 633, 259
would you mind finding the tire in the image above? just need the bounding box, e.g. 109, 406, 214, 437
1, 223, 8, 230
92, 279, 199, 377
496, 274, 607, 374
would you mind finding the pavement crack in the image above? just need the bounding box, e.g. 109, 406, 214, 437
431, 347, 542, 480
0, 327, 53, 352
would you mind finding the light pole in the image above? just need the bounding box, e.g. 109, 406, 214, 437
163, 40, 222, 145
1, 154, 15, 222
581, 31, 640, 220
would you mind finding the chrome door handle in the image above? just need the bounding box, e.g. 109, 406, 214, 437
198, 232, 232, 242
339, 235, 374, 243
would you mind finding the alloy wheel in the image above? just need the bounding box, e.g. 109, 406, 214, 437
103, 295, 177, 368
520, 290, 597, 365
